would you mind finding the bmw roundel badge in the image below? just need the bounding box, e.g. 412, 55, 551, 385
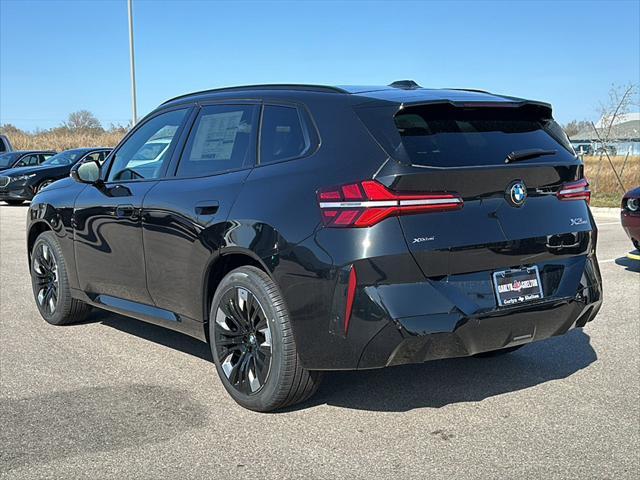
507, 180, 527, 207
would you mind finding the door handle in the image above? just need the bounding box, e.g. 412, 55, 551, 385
195, 201, 219, 216
115, 204, 138, 219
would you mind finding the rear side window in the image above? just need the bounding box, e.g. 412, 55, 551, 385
177, 104, 259, 177
393, 104, 574, 167
260, 105, 313, 164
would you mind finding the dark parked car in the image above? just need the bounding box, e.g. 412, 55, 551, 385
0, 147, 111, 205
0, 150, 56, 172
26, 82, 602, 411
621, 187, 640, 250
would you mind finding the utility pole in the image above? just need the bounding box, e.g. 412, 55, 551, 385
127, 0, 138, 125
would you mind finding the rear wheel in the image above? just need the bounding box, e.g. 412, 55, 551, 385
474, 345, 524, 358
209, 266, 323, 412
4, 199, 24, 206
31, 231, 92, 325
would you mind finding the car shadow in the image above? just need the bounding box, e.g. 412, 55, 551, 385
79, 310, 597, 413
79, 308, 213, 361
615, 255, 640, 272
299, 328, 596, 412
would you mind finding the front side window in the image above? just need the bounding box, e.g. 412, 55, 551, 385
108, 109, 187, 182
17, 154, 39, 166
260, 105, 311, 164
177, 104, 258, 177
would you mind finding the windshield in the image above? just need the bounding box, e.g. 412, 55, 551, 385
41, 151, 84, 166
394, 105, 573, 167
132, 142, 168, 161
0, 152, 20, 167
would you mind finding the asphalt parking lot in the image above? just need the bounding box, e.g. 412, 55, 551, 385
1, 204, 638, 479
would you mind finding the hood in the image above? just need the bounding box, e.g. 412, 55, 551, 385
625, 186, 640, 199
0, 164, 65, 177
37, 176, 77, 193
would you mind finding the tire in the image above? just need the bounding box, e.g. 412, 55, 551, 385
633, 239, 639, 251
474, 345, 524, 358
209, 266, 323, 412
4, 200, 24, 206
37, 179, 54, 193
30, 231, 92, 325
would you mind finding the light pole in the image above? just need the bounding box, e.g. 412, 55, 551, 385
127, 0, 138, 125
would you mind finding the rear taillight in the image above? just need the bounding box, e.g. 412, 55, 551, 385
557, 178, 591, 204
317, 180, 463, 228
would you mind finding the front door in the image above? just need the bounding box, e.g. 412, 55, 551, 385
73, 107, 190, 305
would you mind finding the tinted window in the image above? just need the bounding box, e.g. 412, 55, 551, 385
17, 154, 39, 166
260, 105, 310, 164
177, 104, 258, 177
393, 105, 574, 167
42, 151, 83, 166
26, 155, 40, 165
108, 109, 187, 182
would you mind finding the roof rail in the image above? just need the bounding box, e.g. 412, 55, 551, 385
389, 80, 422, 90
162, 84, 348, 105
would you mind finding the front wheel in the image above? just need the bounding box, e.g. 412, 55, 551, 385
209, 266, 323, 412
31, 231, 92, 325
37, 179, 54, 193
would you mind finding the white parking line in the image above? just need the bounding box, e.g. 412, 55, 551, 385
595, 222, 621, 226
599, 258, 618, 263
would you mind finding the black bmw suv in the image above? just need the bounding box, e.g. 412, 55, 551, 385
27, 82, 602, 411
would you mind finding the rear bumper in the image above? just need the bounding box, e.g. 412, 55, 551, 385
359, 293, 601, 368
355, 255, 602, 369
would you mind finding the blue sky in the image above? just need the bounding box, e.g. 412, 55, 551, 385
1, 0, 639, 131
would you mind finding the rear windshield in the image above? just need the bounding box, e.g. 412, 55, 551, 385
360, 103, 575, 167
396, 105, 574, 167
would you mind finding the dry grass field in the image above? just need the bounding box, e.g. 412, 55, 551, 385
7, 129, 123, 151
583, 155, 640, 207
5, 130, 639, 207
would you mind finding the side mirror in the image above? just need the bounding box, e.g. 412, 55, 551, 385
71, 160, 101, 184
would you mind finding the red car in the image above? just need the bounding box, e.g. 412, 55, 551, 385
621, 187, 640, 250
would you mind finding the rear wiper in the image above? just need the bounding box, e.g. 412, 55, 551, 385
505, 149, 557, 164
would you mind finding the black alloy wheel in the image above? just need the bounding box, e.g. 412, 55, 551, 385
209, 266, 323, 412
32, 241, 59, 316
213, 286, 272, 395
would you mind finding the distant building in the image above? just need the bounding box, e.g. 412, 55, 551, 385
570, 112, 640, 156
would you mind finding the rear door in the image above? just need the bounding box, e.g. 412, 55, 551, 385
142, 102, 260, 321
364, 102, 592, 277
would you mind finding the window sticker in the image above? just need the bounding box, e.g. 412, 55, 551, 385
190, 111, 244, 161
